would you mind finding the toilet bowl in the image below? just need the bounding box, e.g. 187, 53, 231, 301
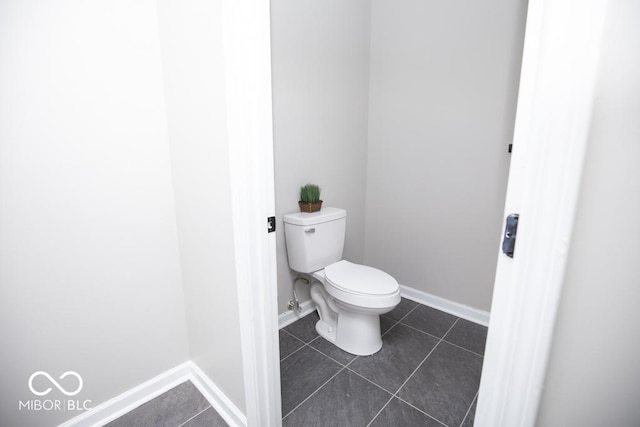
283, 207, 401, 356
309, 260, 400, 355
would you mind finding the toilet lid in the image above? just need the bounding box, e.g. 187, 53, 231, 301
324, 260, 398, 296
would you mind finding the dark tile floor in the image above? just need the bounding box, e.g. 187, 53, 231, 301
107, 299, 485, 427
280, 298, 487, 427
105, 380, 228, 427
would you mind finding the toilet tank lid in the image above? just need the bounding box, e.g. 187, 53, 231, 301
283, 207, 346, 226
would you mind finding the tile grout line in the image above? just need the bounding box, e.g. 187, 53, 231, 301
282, 324, 398, 423
282, 326, 314, 342
279, 330, 313, 363
337, 362, 401, 427
380, 303, 420, 336
395, 320, 449, 341
386, 318, 462, 427
287, 302, 440, 423
344, 365, 394, 396
390, 316, 483, 427
458, 389, 479, 427
282, 317, 365, 368
441, 339, 485, 358
307, 339, 358, 368
282, 326, 362, 420
354, 312, 461, 427
393, 395, 450, 427
281, 328, 303, 341
279, 340, 307, 363
281, 320, 361, 421
383, 302, 420, 327
380, 320, 399, 337
365, 395, 395, 427
281, 301, 482, 426
176, 405, 212, 427
281, 365, 348, 421
439, 318, 487, 358
378, 301, 421, 339
407, 317, 460, 387
395, 317, 485, 357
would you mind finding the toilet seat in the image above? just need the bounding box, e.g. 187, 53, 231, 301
322, 260, 400, 309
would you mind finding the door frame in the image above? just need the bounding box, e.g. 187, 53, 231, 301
223, 0, 608, 425
222, 1, 281, 426
475, 0, 607, 425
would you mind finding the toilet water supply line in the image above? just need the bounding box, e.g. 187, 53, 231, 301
289, 274, 339, 332
289, 275, 340, 314
288, 275, 308, 312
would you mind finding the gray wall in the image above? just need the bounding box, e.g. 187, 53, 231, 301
536, 2, 640, 425
157, 0, 246, 412
271, 0, 372, 312
272, 0, 528, 314
364, 0, 527, 311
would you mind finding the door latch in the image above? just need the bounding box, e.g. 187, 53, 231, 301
502, 214, 519, 258
267, 216, 276, 233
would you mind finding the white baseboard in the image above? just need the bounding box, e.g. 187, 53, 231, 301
278, 299, 317, 329
188, 362, 246, 427
399, 284, 490, 327
58, 361, 246, 427
277, 285, 490, 328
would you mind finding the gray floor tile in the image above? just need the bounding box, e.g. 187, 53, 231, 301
401, 304, 458, 338
181, 407, 229, 427
444, 318, 488, 355
398, 341, 483, 427
309, 336, 357, 365
283, 369, 391, 427
369, 397, 443, 427
348, 323, 438, 394
105, 381, 209, 427
380, 315, 397, 335
280, 330, 305, 360
381, 297, 418, 321
283, 311, 320, 343
461, 395, 477, 427
280, 345, 342, 416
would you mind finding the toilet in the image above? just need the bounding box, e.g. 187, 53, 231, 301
283, 207, 400, 356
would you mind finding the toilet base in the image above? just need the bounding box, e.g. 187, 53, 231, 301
315, 319, 336, 343
315, 310, 383, 356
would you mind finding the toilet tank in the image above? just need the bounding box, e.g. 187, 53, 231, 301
283, 207, 346, 273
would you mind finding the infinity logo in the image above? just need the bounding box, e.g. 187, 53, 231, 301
28, 371, 83, 397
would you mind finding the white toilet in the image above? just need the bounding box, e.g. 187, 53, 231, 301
283, 207, 401, 356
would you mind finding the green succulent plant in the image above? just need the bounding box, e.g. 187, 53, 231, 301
300, 184, 321, 203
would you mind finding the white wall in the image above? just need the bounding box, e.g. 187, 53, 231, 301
364, 0, 528, 311
0, 2, 189, 426
157, 0, 246, 413
536, 2, 640, 425
271, 0, 372, 312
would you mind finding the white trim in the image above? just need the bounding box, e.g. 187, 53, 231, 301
399, 285, 490, 327
475, 0, 608, 426
277, 285, 489, 329
188, 363, 247, 427
278, 299, 318, 329
58, 363, 191, 427
58, 362, 246, 427
221, 1, 281, 426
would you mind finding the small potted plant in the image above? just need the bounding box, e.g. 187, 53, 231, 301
299, 183, 322, 213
